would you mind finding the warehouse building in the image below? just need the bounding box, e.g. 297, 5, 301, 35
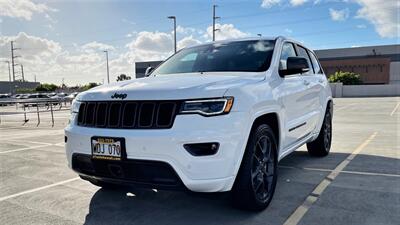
135, 44, 400, 85
0, 81, 40, 94
315, 44, 400, 84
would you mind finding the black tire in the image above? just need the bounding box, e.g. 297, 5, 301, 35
307, 104, 332, 157
232, 124, 278, 211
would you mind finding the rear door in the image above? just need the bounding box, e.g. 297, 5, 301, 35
295, 45, 322, 134
276, 42, 310, 149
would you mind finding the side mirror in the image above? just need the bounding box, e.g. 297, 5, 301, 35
145, 66, 154, 77
279, 57, 310, 76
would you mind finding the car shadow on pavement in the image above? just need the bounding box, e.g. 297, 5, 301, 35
83, 151, 400, 225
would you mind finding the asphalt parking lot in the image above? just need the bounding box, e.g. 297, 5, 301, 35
0, 97, 399, 225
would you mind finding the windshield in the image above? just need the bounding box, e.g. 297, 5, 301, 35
153, 40, 276, 75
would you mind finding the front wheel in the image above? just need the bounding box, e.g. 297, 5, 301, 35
307, 105, 332, 157
232, 124, 278, 211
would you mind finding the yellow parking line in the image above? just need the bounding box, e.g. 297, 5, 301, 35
283, 132, 377, 225
280, 165, 400, 178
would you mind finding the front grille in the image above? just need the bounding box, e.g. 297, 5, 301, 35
77, 101, 180, 129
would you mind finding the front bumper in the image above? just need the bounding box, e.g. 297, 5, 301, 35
65, 112, 250, 192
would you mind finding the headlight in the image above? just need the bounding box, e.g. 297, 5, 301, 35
71, 100, 81, 113
180, 97, 234, 116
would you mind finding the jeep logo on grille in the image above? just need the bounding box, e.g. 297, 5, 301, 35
111, 93, 127, 100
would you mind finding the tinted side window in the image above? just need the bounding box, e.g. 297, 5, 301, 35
308, 51, 323, 74
279, 42, 297, 70
296, 46, 313, 74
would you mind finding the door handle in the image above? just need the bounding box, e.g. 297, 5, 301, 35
303, 80, 310, 85
318, 79, 324, 83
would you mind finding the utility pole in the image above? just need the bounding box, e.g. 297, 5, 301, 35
167, 16, 177, 53
20, 64, 25, 82
34, 75, 37, 82
104, 50, 110, 84
10, 41, 20, 82
4, 61, 12, 93
212, 5, 220, 41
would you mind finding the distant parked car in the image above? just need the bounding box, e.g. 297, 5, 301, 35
65, 92, 79, 101
0, 94, 11, 106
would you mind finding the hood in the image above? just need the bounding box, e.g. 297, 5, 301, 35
77, 72, 264, 101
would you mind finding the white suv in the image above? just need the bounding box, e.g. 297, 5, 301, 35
65, 36, 332, 211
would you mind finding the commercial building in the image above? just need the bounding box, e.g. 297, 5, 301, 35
0, 81, 40, 94
315, 44, 399, 84
135, 61, 164, 79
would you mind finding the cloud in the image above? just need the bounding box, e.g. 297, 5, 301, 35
284, 28, 293, 33
329, 8, 350, 21
356, 24, 367, 29
128, 31, 173, 53
261, 0, 281, 8
0, 0, 57, 20
354, 0, 399, 38
177, 36, 202, 49
290, 0, 308, 6
261, 0, 309, 8
176, 26, 198, 35
82, 41, 115, 53
204, 23, 250, 41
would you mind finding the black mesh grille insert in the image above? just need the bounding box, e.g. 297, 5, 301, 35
77, 101, 180, 129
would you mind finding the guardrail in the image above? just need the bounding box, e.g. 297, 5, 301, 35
0, 99, 71, 127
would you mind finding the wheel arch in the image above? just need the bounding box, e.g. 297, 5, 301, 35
231, 112, 281, 191
250, 113, 280, 151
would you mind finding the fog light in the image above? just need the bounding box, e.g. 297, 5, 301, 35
183, 142, 220, 156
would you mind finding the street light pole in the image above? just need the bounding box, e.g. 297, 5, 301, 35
212, 5, 220, 42
104, 50, 110, 84
167, 16, 177, 53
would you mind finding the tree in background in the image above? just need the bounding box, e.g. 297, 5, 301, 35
328, 71, 362, 85
35, 83, 58, 92
80, 83, 99, 91
116, 74, 131, 82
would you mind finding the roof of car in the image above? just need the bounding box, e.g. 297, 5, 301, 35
184, 36, 301, 49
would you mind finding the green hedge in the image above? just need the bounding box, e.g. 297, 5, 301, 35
328, 71, 362, 85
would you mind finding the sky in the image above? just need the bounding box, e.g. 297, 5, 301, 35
0, 0, 399, 85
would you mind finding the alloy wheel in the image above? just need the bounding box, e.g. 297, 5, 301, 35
251, 135, 275, 203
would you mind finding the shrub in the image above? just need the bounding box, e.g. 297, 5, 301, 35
328, 71, 362, 85
16, 88, 36, 94
80, 82, 99, 91
35, 83, 58, 92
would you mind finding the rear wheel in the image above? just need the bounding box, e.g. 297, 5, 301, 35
307, 105, 332, 157
232, 124, 278, 211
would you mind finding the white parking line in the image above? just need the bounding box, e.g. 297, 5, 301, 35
0, 131, 64, 140
0, 178, 79, 202
283, 132, 377, 225
0, 144, 52, 154
390, 102, 400, 116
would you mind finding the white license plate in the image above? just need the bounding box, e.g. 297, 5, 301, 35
91, 137, 124, 160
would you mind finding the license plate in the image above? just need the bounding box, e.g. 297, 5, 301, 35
91, 137, 125, 161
